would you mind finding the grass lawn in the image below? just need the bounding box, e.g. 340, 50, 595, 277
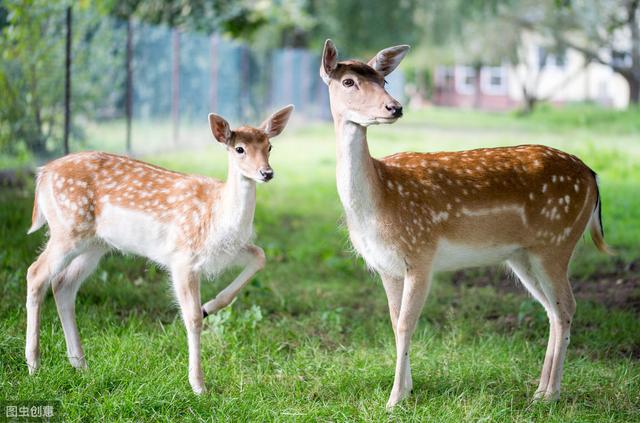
1, 107, 638, 421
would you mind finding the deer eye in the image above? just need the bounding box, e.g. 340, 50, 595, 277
268, 144, 272, 152
235, 146, 245, 154
342, 78, 354, 87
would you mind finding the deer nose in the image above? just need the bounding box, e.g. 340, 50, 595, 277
260, 168, 274, 181
385, 103, 403, 118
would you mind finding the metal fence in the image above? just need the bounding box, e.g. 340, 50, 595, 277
1, 8, 405, 163
114, 20, 332, 154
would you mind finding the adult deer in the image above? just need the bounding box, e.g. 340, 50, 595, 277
25, 105, 294, 394
319, 39, 611, 408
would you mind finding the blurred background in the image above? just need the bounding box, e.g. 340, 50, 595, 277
0, 2, 638, 419
0, 0, 638, 163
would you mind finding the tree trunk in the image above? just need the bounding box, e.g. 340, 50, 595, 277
627, 0, 640, 105
523, 96, 538, 114
125, 18, 133, 154
626, 74, 640, 105
473, 65, 482, 109
210, 34, 219, 114
63, 6, 72, 155
519, 86, 538, 115
171, 29, 180, 146
29, 63, 46, 154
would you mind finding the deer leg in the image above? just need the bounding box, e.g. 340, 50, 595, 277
172, 263, 205, 394
531, 255, 575, 401
387, 266, 432, 409
51, 247, 105, 369
26, 239, 76, 374
201, 245, 265, 317
381, 274, 412, 393
507, 253, 556, 399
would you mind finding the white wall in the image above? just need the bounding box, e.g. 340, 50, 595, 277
506, 32, 629, 109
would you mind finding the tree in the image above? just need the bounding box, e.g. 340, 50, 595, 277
0, 1, 68, 155
309, 0, 419, 56
565, 0, 640, 104
404, 0, 519, 106
479, 0, 586, 113
0, 0, 125, 156
99, 0, 307, 44
514, 0, 640, 105
411, 0, 623, 112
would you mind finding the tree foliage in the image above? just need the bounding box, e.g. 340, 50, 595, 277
0, 0, 125, 156
98, 0, 316, 48
548, 0, 640, 104
308, 0, 418, 57
412, 0, 640, 107
1, 0, 637, 160
482, 0, 640, 105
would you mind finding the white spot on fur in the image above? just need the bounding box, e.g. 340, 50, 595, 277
462, 205, 528, 226
431, 211, 449, 223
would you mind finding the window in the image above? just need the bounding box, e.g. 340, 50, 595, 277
435, 66, 455, 86
455, 66, 476, 95
554, 50, 567, 68
538, 47, 548, 69
612, 51, 631, 67
480, 66, 507, 95
538, 46, 567, 69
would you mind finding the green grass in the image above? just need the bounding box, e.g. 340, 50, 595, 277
404, 103, 640, 134
1, 107, 639, 421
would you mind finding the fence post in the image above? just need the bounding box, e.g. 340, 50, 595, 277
282, 49, 293, 109
240, 45, 250, 120
63, 6, 72, 155
210, 34, 219, 114
300, 51, 310, 114
125, 18, 133, 154
172, 29, 180, 145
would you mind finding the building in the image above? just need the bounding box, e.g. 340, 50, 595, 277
433, 34, 630, 110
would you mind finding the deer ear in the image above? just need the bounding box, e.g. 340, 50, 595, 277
208, 113, 232, 144
260, 105, 294, 138
320, 39, 338, 84
367, 45, 410, 76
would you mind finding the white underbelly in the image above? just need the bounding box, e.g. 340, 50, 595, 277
96, 205, 176, 265
95, 203, 259, 279
432, 239, 520, 272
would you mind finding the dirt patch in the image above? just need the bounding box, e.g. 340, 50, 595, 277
450, 257, 640, 313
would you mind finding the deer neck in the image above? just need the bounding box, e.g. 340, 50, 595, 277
334, 118, 382, 222
217, 163, 256, 229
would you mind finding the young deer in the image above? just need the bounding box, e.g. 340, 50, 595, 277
320, 40, 611, 408
25, 105, 294, 394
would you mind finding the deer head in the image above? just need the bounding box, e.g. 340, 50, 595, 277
320, 39, 409, 127
208, 105, 294, 182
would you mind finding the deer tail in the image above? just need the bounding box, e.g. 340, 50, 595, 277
589, 172, 614, 255
27, 169, 46, 235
